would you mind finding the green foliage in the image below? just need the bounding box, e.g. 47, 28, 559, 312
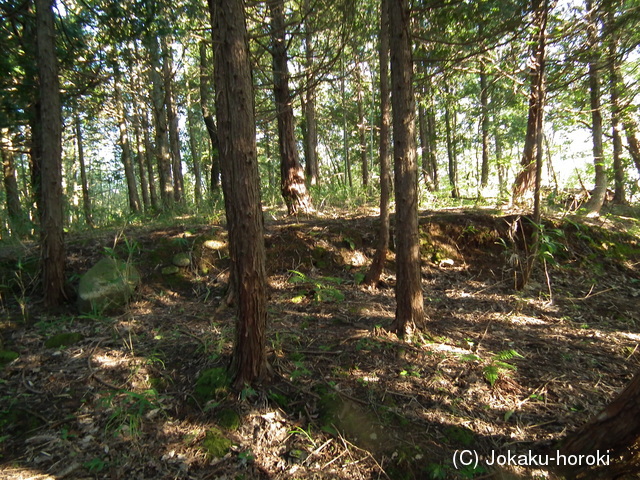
44, 332, 83, 349
215, 408, 241, 431
194, 367, 231, 403
483, 350, 523, 387
101, 389, 162, 438
0, 350, 19, 367
202, 427, 232, 459
287, 270, 345, 303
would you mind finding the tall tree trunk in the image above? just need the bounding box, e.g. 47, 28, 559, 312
389, 0, 425, 338
607, 0, 625, 204
559, 369, 640, 479
444, 84, 459, 199
36, 0, 65, 307
199, 41, 220, 192
583, 0, 607, 215
1, 128, 27, 237
364, 0, 392, 288
209, 0, 269, 388
356, 63, 369, 188
512, 0, 549, 203
302, 0, 319, 186
269, 0, 312, 215
187, 101, 203, 206
340, 58, 353, 190
132, 106, 150, 212
426, 79, 438, 191
114, 77, 142, 214
141, 106, 159, 211
73, 111, 94, 227
480, 61, 490, 189
147, 35, 173, 209
162, 37, 184, 205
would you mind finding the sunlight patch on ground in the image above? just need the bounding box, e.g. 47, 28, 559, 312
508, 315, 547, 325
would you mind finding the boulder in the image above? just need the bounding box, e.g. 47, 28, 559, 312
172, 252, 191, 267
77, 257, 141, 313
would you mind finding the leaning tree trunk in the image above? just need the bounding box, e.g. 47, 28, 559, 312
364, 0, 392, 288
582, 0, 607, 215
36, 0, 66, 307
559, 369, 640, 479
73, 110, 94, 227
210, 0, 269, 388
269, 0, 312, 215
389, 0, 425, 339
512, 0, 549, 204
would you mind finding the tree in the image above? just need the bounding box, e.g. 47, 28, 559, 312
0, 128, 27, 236
302, 0, 319, 186
269, 0, 312, 215
512, 0, 550, 204
559, 368, 640, 478
389, 0, 425, 338
364, 0, 392, 288
36, 0, 66, 307
582, 0, 607, 215
210, 0, 269, 388
73, 109, 94, 227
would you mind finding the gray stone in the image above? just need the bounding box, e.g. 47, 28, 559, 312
77, 258, 141, 313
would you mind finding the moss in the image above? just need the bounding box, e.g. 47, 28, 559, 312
443, 425, 475, 447
215, 408, 241, 431
195, 367, 231, 403
44, 332, 83, 348
202, 427, 232, 459
0, 350, 19, 366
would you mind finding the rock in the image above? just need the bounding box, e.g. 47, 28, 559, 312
77, 258, 141, 313
161, 265, 180, 275
172, 252, 191, 267
44, 332, 83, 348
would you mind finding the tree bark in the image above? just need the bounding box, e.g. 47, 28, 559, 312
444, 83, 459, 199
512, 0, 549, 204
162, 37, 185, 205
364, 0, 392, 288
583, 0, 608, 215
141, 106, 159, 211
210, 0, 269, 388
559, 369, 640, 479
269, 0, 312, 215
389, 0, 425, 338
480, 61, 490, 189
187, 101, 203, 206
132, 104, 150, 212
356, 62, 369, 188
36, 0, 66, 307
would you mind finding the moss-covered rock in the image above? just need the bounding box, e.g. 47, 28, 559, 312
77, 257, 140, 313
161, 265, 180, 275
44, 332, 83, 348
172, 252, 191, 267
202, 427, 232, 459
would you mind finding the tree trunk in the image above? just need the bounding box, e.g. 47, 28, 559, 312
480, 61, 490, 189
36, 0, 66, 307
187, 101, 203, 206
210, 0, 269, 388
269, 0, 312, 215
199, 41, 220, 192
141, 107, 159, 211
426, 79, 438, 191
364, 0, 392, 288
73, 111, 94, 227
162, 37, 184, 205
444, 84, 459, 199
302, 0, 319, 186
583, 0, 607, 215
607, 0, 625, 204
341, 58, 353, 191
114, 77, 142, 214
132, 105, 150, 212
559, 369, 640, 479
389, 0, 425, 338
512, 0, 549, 203
147, 35, 173, 209
1, 128, 27, 237
356, 63, 368, 188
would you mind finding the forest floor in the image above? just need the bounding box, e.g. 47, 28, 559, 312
1, 207, 640, 479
